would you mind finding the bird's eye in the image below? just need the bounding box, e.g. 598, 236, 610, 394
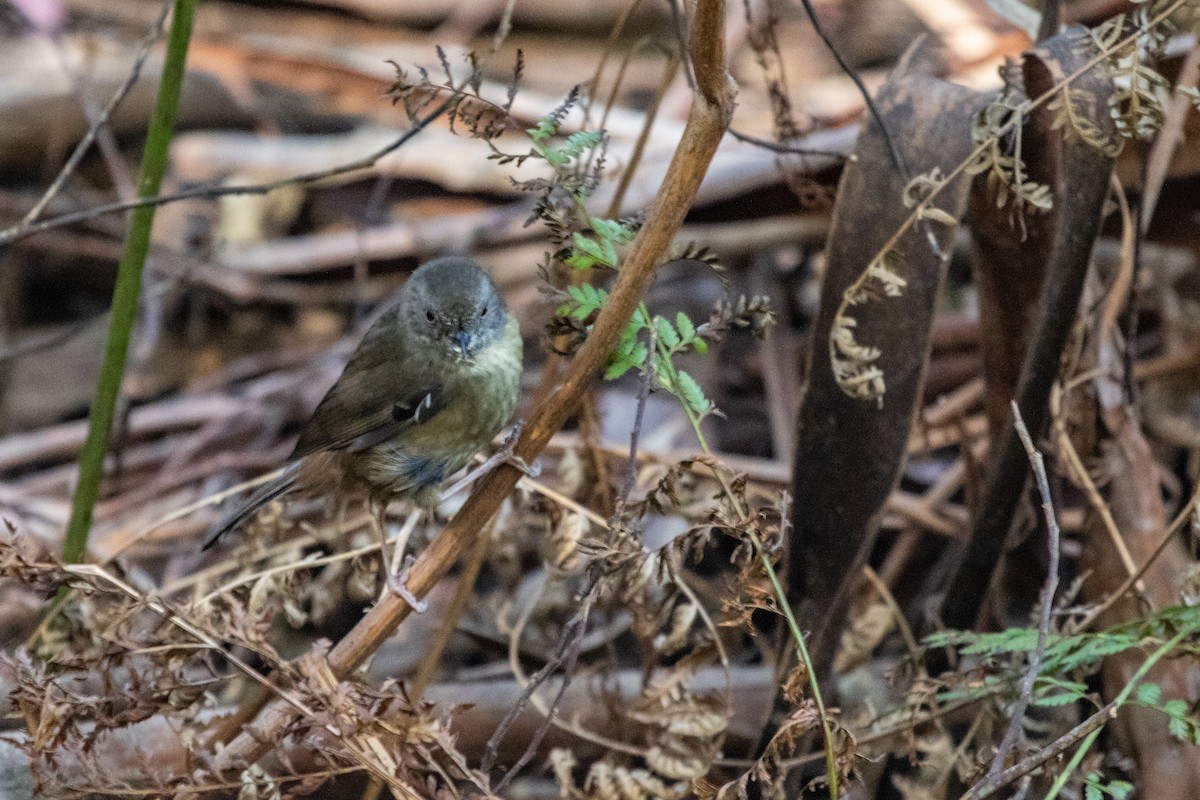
425, 309, 435, 322
480, 304, 489, 317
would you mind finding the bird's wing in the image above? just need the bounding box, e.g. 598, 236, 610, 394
289, 312, 446, 460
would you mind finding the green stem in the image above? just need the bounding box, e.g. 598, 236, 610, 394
701, 452, 838, 797
645, 301, 713, 452
636, 280, 833, 793
752, 526, 840, 799
62, 0, 199, 564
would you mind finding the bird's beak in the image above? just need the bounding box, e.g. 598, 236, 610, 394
451, 330, 471, 360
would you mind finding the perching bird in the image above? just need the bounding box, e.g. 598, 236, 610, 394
202, 255, 523, 552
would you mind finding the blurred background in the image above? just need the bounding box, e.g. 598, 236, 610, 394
2, 0, 1200, 796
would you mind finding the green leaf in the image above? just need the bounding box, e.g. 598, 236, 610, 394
599, 238, 619, 268
1108, 781, 1133, 800
655, 316, 681, 350
955, 628, 1040, 655
562, 129, 602, 159
564, 284, 606, 319
527, 116, 556, 143
603, 334, 647, 381
676, 369, 711, 415
564, 251, 594, 270
604, 358, 635, 380
592, 217, 635, 244
572, 232, 610, 266
1034, 691, 1085, 707
692, 339, 708, 354
613, 323, 638, 355
1137, 683, 1162, 705
676, 312, 696, 342
652, 351, 671, 385
1162, 699, 1187, 717
629, 342, 648, 367
1169, 714, 1191, 742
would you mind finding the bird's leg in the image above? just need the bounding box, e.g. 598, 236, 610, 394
442, 421, 541, 499
367, 496, 391, 592
382, 508, 425, 610
388, 555, 428, 613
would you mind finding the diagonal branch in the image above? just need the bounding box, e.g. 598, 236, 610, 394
206, 0, 736, 775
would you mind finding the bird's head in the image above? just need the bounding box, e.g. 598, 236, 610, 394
402, 256, 508, 362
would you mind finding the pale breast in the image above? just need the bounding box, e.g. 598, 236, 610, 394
352, 317, 522, 501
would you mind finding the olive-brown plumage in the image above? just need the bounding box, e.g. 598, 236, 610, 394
203, 256, 522, 550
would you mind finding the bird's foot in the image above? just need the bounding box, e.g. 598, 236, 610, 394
442, 423, 540, 498
387, 555, 428, 613
497, 420, 540, 478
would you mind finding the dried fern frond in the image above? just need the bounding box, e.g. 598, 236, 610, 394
1048, 87, 1122, 156
1091, 4, 1178, 143
965, 91, 1053, 236
903, 168, 959, 225
829, 252, 907, 405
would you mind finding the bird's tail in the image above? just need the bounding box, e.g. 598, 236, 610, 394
201, 465, 299, 551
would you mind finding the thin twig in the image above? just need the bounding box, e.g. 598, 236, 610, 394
48, 37, 136, 204
606, 52, 681, 218
727, 127, 849, 158
979, 402, 1060, 783
493, 603, 590, 793
789, 0, 884, 141
0, 315, 102, 366
617, 325, 657, 509
64, 564, 317, 718
790, 0, 922, 240
583, 0, 645, 123
1051, 384, 1145, 595
502, 571, 646, 757
0, 97, 455, 246
861, 564, 921, 663
707, 462, 840, 798
482, 597, 591, 775
19, 2, 170, 228
961, 699, 1117, 800
56, 766, 366, 798
837, 0, 1192, 352
1140, 23, 1200, 231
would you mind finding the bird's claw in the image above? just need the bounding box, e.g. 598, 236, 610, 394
441, 421, 539, 498
387, 555, 428, 613
497, 420, 539, 477
509, 454, 541, 478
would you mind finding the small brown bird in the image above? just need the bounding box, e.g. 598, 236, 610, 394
202, 256, 523, 554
